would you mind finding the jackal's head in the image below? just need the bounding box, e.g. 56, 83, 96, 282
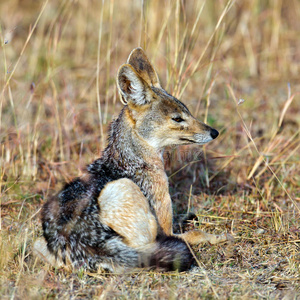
117, 48, 219, 150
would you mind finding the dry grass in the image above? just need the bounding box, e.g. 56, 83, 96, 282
0, 0, 299, 299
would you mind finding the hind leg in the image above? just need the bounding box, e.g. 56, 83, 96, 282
33, 238, 62, 267
33, 237, 71, 269
98, 178, 158, 249
99, 179, 196, 271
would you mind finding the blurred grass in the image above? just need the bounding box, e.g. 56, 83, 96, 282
0, 0, 299, 298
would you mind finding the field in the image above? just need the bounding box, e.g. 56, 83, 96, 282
1, 0, 299, 298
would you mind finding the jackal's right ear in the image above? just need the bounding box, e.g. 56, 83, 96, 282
117, 64, 152, 106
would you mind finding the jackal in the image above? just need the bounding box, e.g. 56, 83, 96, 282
34, 48, 230, 272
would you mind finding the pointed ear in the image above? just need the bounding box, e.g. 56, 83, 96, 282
117, 64, 152, 106
127, 47, 161, 88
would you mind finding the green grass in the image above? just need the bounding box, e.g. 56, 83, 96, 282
1, 0, 299, 298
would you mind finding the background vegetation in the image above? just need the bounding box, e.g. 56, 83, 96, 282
0, 0, 299, 298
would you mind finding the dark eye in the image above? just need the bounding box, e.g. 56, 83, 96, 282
172, 117, 184, 123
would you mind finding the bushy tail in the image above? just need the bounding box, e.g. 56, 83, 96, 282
142, 235, 195, 272
34, 233, 195, 272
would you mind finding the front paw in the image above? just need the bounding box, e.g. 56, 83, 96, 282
210, 232, 235, 245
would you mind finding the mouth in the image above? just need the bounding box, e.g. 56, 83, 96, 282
179, 138, 196, 144
180, 136, 214, 145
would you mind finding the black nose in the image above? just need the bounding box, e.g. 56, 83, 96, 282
210, 129, 219, 139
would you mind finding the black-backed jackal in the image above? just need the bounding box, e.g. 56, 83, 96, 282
34, 48, 230, 272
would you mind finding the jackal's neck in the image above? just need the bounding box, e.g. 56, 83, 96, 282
88, 107, 170, 219
103, 107, 164, 172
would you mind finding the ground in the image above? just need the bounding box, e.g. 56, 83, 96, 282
0, 0, 299, 299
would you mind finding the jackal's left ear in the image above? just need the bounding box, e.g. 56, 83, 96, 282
117, 64, 152, 106
127, 48, 161, 88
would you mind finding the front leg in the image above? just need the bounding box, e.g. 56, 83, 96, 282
153, 193, 173, 235
147, 169, 232, 244
153, 193, 232, 244
175, 230, 231, 245
155, 197, 231, 244
146, 169, 173, 235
